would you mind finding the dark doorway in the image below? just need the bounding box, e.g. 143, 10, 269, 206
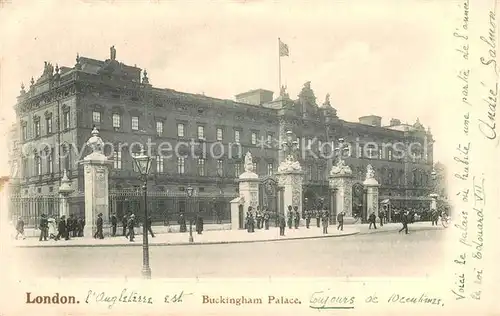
352, 183, 364, 221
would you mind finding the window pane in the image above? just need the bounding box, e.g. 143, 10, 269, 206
235, 130, 240, 143
131, 117, 139, 130
156, 121, 163, 135
177, 124, 184, 137
216, 128, 223, 141
113, 114, 121, 128
198, 126, 204, 139
93, 111, 101, 123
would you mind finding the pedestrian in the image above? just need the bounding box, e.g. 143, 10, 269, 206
287, 206, 293, 229
256, 206, 262, 229
178, 213, 187, 233
70, 214, 78, 237
15, 217, 25, 240
55, 215, 68, 241
431, 209, 438, 226
399, 211, 409, 234
246, 209, 253, 233
122, 215, 128, 236
263, 208, 270, 230
337, 211, 344, 231
195, 214, 203, 235
278, 214, 286, 236
93, 213, 104, 239
321, 207, 329, 234
316, 210, 321, 228
293, 206, 300, 229
147, 215, 155, 237
48, 216, 57, 239
368, 212, 377, 229
111, 213, 117, 236
39, 214, 48, 241
77, 217, 85, 237
127, 214, 136, 242
305, 210, 311, 229
379, 211, 384, 227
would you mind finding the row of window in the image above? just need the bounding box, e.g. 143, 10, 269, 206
23, 152, 274, 178
113, 152, 275, 177
22, 111, 71, 141
96, 111, 275, 144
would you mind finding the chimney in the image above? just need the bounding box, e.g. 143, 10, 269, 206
390, 118, 401, 126
235, 89, 274, 105
358, 115, 382, 127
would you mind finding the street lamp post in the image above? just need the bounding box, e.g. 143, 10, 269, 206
132, 148, 154, 279
430, 169, 439, 213
186, 185, 194, 243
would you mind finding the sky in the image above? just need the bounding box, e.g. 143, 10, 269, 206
0, 0, 468, 174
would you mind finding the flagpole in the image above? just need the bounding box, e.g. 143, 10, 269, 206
278, 37, 282, 94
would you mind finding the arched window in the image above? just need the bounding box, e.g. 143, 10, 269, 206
388, 170, 394, 185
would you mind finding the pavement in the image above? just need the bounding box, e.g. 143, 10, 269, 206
9, 221, 442, 248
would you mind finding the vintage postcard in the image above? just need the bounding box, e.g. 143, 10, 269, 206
0, 0, 498, 315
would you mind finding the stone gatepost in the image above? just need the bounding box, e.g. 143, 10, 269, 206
329, 161, 354, 224
231, 152, 260, 230
79, 127, 113, 238
429, 193, 438, 211
58, 169, 74, 217
276, 157, 303, 217
363, 164, 380, 218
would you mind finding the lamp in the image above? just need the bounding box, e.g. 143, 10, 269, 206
133, 148, 153, 176
186, 185, 194, 242
132, 147, 153, 279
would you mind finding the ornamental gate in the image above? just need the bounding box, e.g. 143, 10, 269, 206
352, 182, 365, 222
259, 176, 280, 225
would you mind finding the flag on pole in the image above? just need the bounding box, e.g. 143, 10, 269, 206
279, 38, 289, 57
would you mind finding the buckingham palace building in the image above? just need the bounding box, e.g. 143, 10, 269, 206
8, 47, 435, 224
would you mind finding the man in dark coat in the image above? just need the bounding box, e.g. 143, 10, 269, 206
337, 211, 344, 231
287, 206, 293, 229
379, 210, 384, 227
55, 215, 68, 241
263, 208, 270, 230
305, 210, 311, 229
399, 211, 409, 234
127, 214, 136, 241
111, 213, 118, 237
178, 213, 187, 233
39, 214, 48, 241
71, 214, 79, 237
321, 207, 329, 234
195, 214, 204, 235
77, 217, 85, 237
15, 217, 25, 240
122, 215, 128, 236
278, 214, 286, 236
431, 209, 438, 226
147, 216, 155, 237
293, 206, 300, 229
94, 213, 104, 239
316, 210, 321, 227
368, 212, 377, 229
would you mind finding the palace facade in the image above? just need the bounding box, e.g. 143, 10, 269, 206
10, 47, 435, 218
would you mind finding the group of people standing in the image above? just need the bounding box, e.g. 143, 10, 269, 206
35, 214, 85, 242
177, 213, 205, 235
245, 206, 272, 233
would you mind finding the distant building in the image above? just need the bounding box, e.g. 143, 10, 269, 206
11, 47, 435, 219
